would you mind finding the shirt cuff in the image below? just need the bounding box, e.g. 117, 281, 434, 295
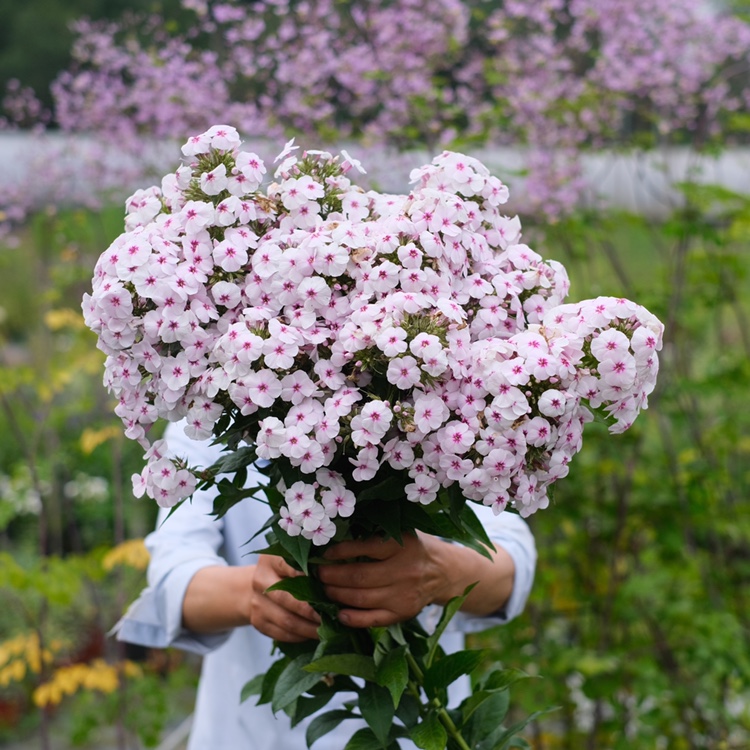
113, 558, 232, 656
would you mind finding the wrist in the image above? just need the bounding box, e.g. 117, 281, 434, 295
421, 534, 463, 607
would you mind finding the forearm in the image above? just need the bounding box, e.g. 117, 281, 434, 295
182, 565, 255, 633
424, 534, 515, 616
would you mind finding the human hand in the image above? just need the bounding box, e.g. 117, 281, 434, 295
318, 533, 448, 628
250, 555, 321, 642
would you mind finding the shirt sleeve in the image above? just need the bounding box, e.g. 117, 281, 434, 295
113, 423, 234, 655
428, 504, 537, 635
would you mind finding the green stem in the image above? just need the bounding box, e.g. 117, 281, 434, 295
404, 650, 473, 750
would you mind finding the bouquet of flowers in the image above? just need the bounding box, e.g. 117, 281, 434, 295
83, 125, 663, 749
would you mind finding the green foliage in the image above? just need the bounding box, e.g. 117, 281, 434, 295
0, 0, 189, 114
482, 183, 750, 748
0, 206, 191, 747
243, 586, 535, 750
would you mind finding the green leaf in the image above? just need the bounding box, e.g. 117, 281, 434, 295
422, 649, 486, 697
356, 473, 408, 503
480, 668, 531, 693
290, 691, 336, 727
459, 502, 494, 555
272, 653, 321, 713
266, 575, 317, 603
409, 713, 447, 750
464, 691, 511, 747
344, 727, 390, 750
240, 673, 264, 704
358, 499, 404, 544
425, 584, 477, 668
305, 654, 377, 682
257, 657, 289, 706
306, 709, 357, 748
276, 528, 312, 573
210, 445, 257, 474
359, 682, 395, 747
375, 645, 409, 707
481, 708, 557, 750
395, 693, 421, 730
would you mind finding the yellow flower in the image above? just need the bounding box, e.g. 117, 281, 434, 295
102, 539, 150, 571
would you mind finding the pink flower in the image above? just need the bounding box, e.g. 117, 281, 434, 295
386, 356, 421, 389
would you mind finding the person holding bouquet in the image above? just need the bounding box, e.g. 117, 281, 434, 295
89, 126, 661, 749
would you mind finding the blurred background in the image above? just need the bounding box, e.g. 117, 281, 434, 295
0, 1, 749, 748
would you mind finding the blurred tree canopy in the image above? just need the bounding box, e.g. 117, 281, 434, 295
0, 0, 187, 111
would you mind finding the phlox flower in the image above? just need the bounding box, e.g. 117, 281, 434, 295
405, 474, 440, 505
285, 398, 325, 432
161, 354, 192, 391
387, 356, 422, 390
421, 349, 449, 378
590, 329, 631, 362
439, 453, 474, 482
292, 440, 326, 473
211, 281, 243, 309
279, 506, 302, 536
234, 151, 266, 190
537, 389, 570, 417
285, 481, 316, 515
413, 393, 449, 433
243, 369, 282, 408
263, 337, 299, 370
409, 333, 443, 360
315, 413, 340, 443
256, 417, 286, 459
351, 446, 380, 482
524, 416, 556, 448
200, 163, 228, 196
438, 421, 474, 455
397, 243, 422, 269
359, 401, 393, 438
321, 486, 356, 518
483, 490, 510, 515
305, 516, 337, 546
324, 386, 361, 416
342, 191, 370, 222
598, 354, 637, 389
213, 238, 248, 273
181, 201, 215, 234
340, 150, 366, 175
312, 242, 349, 276
181, 133, 211, 157
298, 276, 332, 310
280, 371, 318, 404
205, 125, 241, 152
375, 326, 408, 357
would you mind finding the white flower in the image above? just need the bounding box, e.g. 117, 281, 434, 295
387, 356, 422, 389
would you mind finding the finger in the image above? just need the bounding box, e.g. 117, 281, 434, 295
337, 607, 398, 629
267, 590, 321, 624
256, 600, 321, 641
324, 536, 401, 562
267, 555, 304, 578
260, 616, 320, 642
323, 583, 395, 610
318, 560, 395, 589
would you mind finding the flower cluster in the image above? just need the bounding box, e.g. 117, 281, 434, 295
83, 125, 663, 538
47, 0, 750, 214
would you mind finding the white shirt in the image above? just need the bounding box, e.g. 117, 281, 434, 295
116, 423, 537, 750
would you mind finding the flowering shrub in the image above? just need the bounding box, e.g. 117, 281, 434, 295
49, 0, 750, 213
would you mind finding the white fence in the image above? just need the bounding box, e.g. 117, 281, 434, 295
1, 133, 748, 218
